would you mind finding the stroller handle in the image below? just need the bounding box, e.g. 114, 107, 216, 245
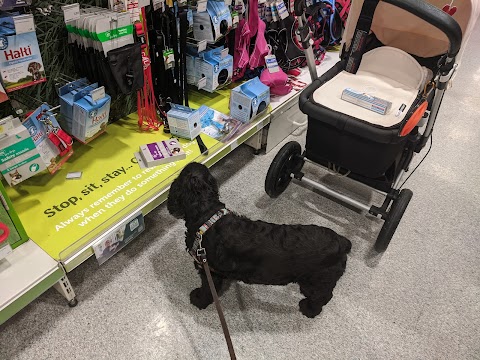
382, 0, 462, 58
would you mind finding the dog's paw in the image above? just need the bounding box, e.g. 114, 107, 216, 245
190, 288, 213, 309
299, 299, 322, 318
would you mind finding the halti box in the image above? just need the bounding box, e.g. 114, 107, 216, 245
230, 77, 270, 123
139, 139, 186, 167
0, 14, 46, 92
0, 123, 46, 186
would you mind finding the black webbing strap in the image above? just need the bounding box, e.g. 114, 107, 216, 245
199, 255, 237, 360
179, 8, 189, 106
345, 0, 379, 73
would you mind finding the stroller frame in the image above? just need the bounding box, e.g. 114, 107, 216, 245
265, 0, 463, 251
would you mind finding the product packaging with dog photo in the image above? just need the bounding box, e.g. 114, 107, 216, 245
0, 14, 46, 92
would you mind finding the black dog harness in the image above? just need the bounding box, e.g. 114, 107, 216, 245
189, 208, 230, 264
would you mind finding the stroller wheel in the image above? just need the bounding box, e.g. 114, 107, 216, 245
375, 189, 413, 252
265, 141, 303, 198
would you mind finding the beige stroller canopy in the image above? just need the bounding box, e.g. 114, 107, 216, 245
343, 0, 479, 60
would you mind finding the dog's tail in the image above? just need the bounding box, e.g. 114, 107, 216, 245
339, 235, 352, 254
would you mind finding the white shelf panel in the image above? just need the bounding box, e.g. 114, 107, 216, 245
0, 240, 60, 309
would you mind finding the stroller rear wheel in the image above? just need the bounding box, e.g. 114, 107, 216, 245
375, 189, 413, 252
265, 141, 303, 198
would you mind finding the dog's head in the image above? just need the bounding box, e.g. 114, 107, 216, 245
167, 162, 219, 219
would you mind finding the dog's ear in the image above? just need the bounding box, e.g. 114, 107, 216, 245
187, 170, 219, 198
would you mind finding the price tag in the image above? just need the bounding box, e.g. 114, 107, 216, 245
276, 0, 289, 19
153, 0, 164, 11
231, 12, 239, 25
231, 140, 239, 150
198, 77, 207, 89
138, 0, 150, 7
257, 121, 264, 131
225, 0, 232, 5
258, 0, 267, 4
198, 39, 207, 52
13, 15, 35, 34
91, 86, 106, 102
163, 49, 175, 69
197, 0, 208, 12
221, 48, 229, 58
62, 3, 81, 23
265, 54, 280, 73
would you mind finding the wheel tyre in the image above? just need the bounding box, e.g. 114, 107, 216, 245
375, 189, 413, 252
265, 141, 303, 198
68, 298, 78, 308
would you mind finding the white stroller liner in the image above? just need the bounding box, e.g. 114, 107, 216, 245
312, 47, 431, 128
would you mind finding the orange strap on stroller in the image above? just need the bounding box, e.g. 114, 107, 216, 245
400, 101, 428, 137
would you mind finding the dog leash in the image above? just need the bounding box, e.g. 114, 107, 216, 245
190, 209, 236, 359
198, 252, 237, 360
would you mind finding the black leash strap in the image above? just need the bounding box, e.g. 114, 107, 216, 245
199, 254, 237, 360
345, 0, 379, 73
179, 8, 189, 106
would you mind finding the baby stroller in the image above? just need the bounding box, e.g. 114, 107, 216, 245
265, 0, 474, 251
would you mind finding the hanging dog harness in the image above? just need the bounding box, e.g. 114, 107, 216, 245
187, 208, 236, 360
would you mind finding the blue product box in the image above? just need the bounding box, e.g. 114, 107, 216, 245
230, 77, 270, 123
198, 47, 233, 92
72, 87, 111, 144
167, 104, 208, 140
193, 0, 232, 43
59, 79, 98, 125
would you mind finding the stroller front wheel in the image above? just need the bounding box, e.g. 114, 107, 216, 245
265, 141, 303, 198
375, 189, 413, 252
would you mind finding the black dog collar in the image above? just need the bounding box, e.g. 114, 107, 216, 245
189, 208, 230, 263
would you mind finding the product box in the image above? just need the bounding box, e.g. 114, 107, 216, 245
167, 104, 208, 140
0, 14, 46, 92
139, 139, 186, 168
230, 76, 270, 123
341, 88, 392, 115
198, 47, 233, 92
23, 104, 73, 174
193, 0, 232, 43
71, 87, 111, 143
0, 123, 46, 186
59, 80, 110, 143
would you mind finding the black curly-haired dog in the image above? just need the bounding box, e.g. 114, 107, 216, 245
167, 162, 351, 318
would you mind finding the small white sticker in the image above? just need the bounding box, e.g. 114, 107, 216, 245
91, 86, 106, 102
198, 39, 207, 52
197, 1, 208, 12
62, 3, 80, 23
198, 77, 207, 89
265, 54, 280, 73
13, 15, 35, 34
153, 0, 164, 11
221, 48, 229, 58
257, 121, 263, 131
259, 0, 267, 4
225, 0, 232, 5
231, 140, 239, 150
66, 172, 83, 180
232, 14, 239, 25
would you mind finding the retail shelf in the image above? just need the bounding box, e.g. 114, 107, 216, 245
0, 240, 64, 325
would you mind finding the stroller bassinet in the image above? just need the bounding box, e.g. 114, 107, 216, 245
265, 0, 476, 251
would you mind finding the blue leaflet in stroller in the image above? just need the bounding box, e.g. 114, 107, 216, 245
265, 0, 466, 252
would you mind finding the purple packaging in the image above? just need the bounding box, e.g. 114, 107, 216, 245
139, 138, 186, 167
